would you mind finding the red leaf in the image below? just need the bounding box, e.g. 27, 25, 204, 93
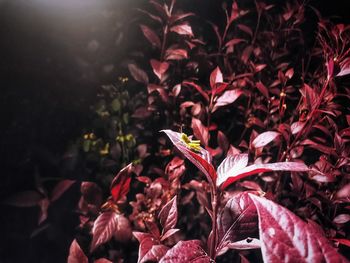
133, 232, 167, 263
224, 38, 246, 48
249, 194, 349, 263
165, 48, 188, 60
150, 59, 169, 80
3, 190, 42, 207
162, 130, 216, 185
285, 68, 294, 79
90, 211, 120, 252
212, 89, 242, 112
159, 240, 211, 263
113, 215, 132, 243
160, 228, 180, 242
50, 179, 75, 202
241, 45, 253, 63
140, 24, 161, 48
252, 131, 280, 148
237, 24, 253, 37
170, 23, 194, 37
158, 196, 178, 233
191, 118, 209, 146
217, 130, 229, 153
94, 259, 113, 263
67, 239, 88, 263
169, 12, 194, 24
332, 239, 350, 248
217, 154, 248, 186
226, 238, 261, 250
291, 121, 305, 135
210, 66, 223, 90
110, 164, 132, 202
219, 160, 308, 189
216, 192, 258, 256
128, 63, 149, 84
333, 214, 350, 224
38, 198, 50, 224
182, 81, 209, 101
256, 81, 269, 98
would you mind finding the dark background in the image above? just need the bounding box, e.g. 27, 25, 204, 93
0, 0, 349, 262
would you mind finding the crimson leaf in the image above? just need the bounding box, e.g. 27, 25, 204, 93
170, 23, 194, 37
162, 130, 216, 186
150, 59, 169, 80
68, 239, 88, 263
159, 240, 211, 263
218, 160, 308, 189
216, 192, 258, 256
191, 118, 209, 146
252, 131, 280, 148
210, 66, 223, 89
90, 211, 120, 252
158, 196, 178, 233
128, 63, 149, 84
110, 163, 133, 202
249, 194, 349, 263
133, 232, 167, 263
140, 24, 161, 48
212, 89, 242, 112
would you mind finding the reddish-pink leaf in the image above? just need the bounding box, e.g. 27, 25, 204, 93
50, 179, 75, 202
210, 66, 223, 89
3, 190, 42, 207
90, 211, 120, 252
216, 192, 258, 256
140, 24, 161, 48
110, 163, 133, 202
133, 232, 167, 263
170, 23, 194, 37
169, 12, 194, 24
159, 240, 211, 263
256, 81, 269, 98
241, 45, 253, 63
285, 68, 294, 79
224, 38, 246, 48
212, 89, 242, 112
219, 161, 308, 189
162, 130, 216, 185
113, 215, 132, 243
252, 131, 280, 148
94, 259, 113, 263
160, 228, 180, 242
226, 238, 261, 250
217, 154, 249, 188
237, 24, 253, 37
332, 239, 350, 248
165, 48, 188, 60
333, 214, 350, 224
158, 196, 178, 233
38, 198, 50, 224
150, 59, 169, 80
191, 118, 209, 146
137, 8, 162, 23
68, 239, 88, 263
217, 130, 229, 153
249, 194, 349, 263
291, 121, 305, 135
182, 81, 209, 101
128, 64, 149, 84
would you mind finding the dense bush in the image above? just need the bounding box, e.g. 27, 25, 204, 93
5, 0, 350, 262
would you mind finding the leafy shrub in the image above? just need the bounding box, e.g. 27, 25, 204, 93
5, 0, 350, 262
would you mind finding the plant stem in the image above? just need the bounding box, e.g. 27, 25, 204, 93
209, 187, 219, 259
